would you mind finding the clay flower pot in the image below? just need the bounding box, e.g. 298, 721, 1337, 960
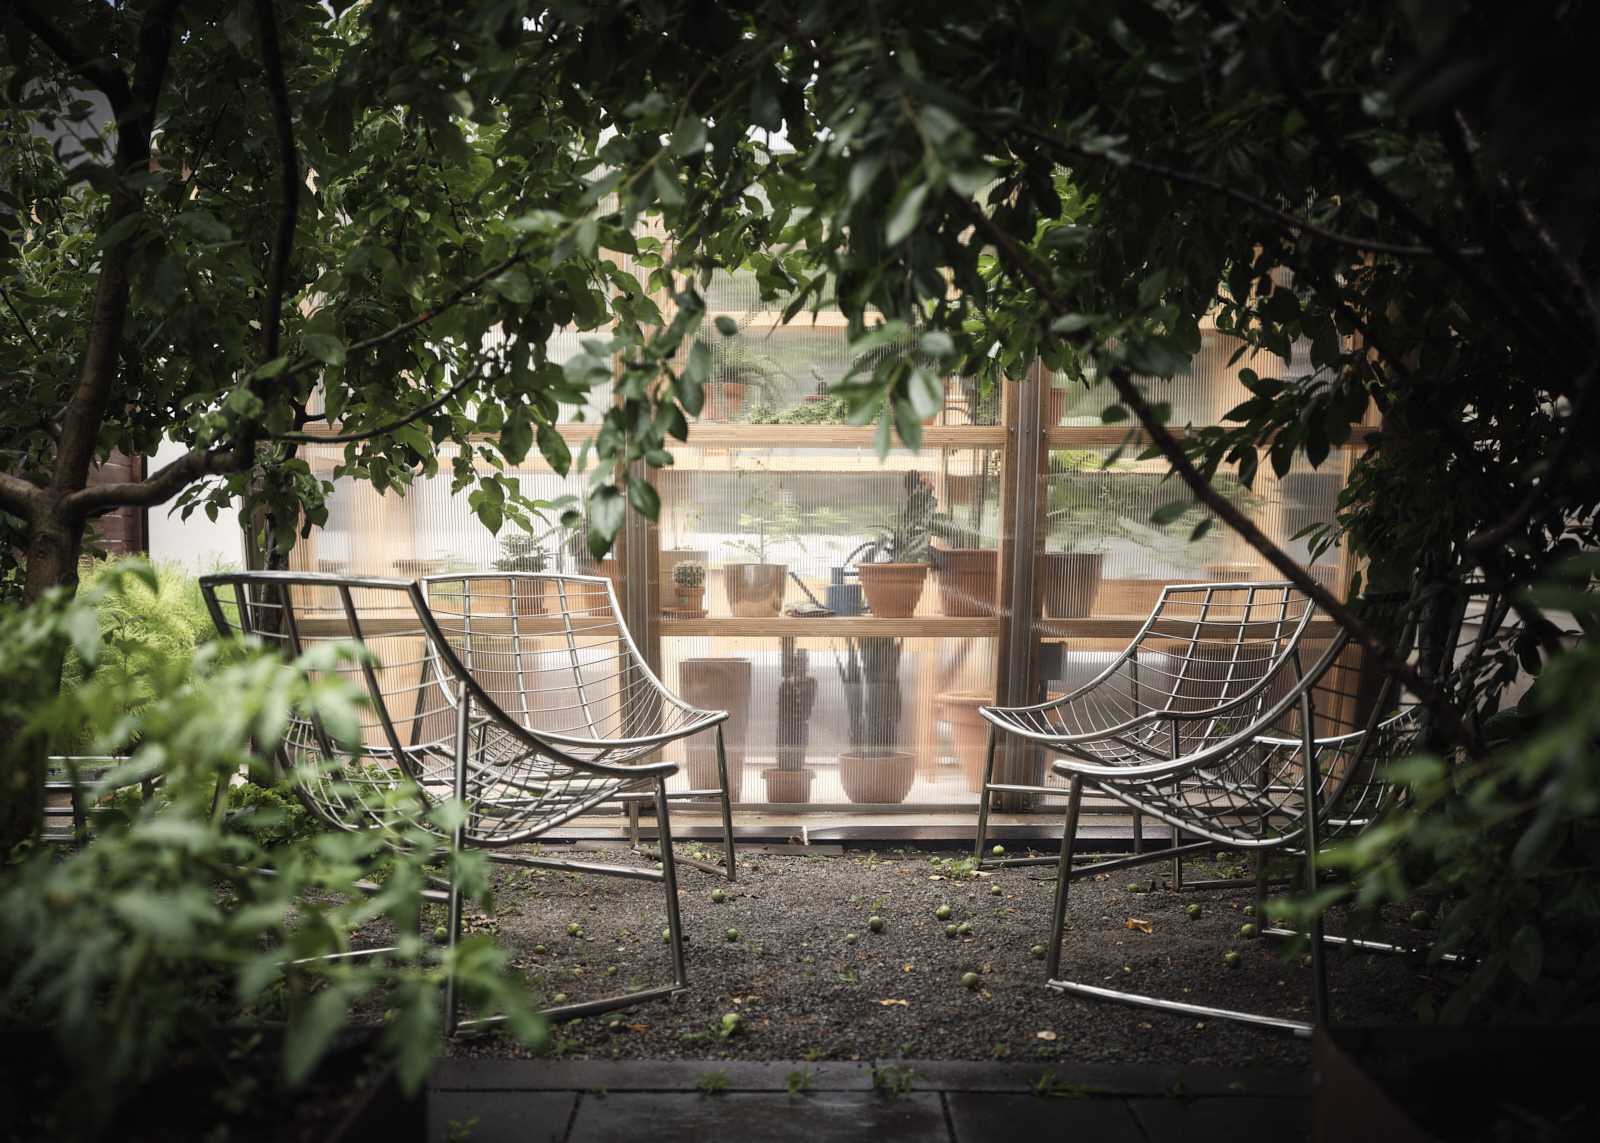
857, 563, 928, 618
1038, 552, 1104, 618
704, 381, 748, 421
838, 751, 916, 804
679, 658, 751, 801
933, 549, 998, 617
762, 768, 814, 803
670, 584, 707, 617
935, 692, 995, 791
723, 563, 786, 617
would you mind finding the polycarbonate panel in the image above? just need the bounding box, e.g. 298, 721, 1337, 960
694, 268, 998, 425
655, 444, 1002, 618
1051, 328, 1312, 428
1035, 444, 1351, 621
294, 442, 599, 578
660, 635, 999, 808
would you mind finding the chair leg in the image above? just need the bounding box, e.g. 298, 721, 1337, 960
1045, 776, 1084, 981
444, 691, 471, 1038
1301, 691, 1329, 1028
656, 778, 689, 990
974, 726, 998, 862
714, 726, 737, 882
1172, 825, 1185, 890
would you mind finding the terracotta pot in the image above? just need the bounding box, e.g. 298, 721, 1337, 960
935, 692, 994, 791
1038, 552, 1104, 618
669, 584, 706, 617
933, 549, 998, 617
704, 381, 748, 421
679, 658, 751, 801
762, 768, 813, 803
723, 563, 786, 617
839, 750, 916, 804
857, 563, 928, 618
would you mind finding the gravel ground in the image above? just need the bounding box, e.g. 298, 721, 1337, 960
431, 844, 1441, 1069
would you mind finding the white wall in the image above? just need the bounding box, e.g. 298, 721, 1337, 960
145, 439, 245, 572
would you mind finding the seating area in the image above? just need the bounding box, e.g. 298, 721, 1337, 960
182, 567, 1431, 1041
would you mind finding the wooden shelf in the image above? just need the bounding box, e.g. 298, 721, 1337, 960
1035, 617, 1343, 641
662, 616, 1002, 638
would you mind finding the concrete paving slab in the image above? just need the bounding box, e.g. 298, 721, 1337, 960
1128, 1095, 1308, 1142
427, 1090, 576, 1143
566, 1091, 949, 1143
945, 1093, 1145, 1143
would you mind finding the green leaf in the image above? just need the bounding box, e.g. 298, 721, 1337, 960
917, 331, 954, 359
301, 334, 347, 367
714, 315, 739, 337
651, 166, 685, 208
1150, 500, 1192, 526
1100, 404, 1128, 423
501, 410, 532, 464
588, 486, 626, 547
907, 365, 943, 419
66, 606, 100, 667
849, 156, 885, 203
886, 183, 930, 245
670, 117, 707, 155
1050, 314, 1095, 334
537, 422, 571, 476
627, 478, 660, 521
490, 267, 533, 304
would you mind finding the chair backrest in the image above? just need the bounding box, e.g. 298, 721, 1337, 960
1022, 582, 1317, 755
419, 573, 686, 752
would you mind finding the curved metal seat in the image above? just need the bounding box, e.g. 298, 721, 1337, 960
1014, 600, 1422, 1035
199, 570, 720, 1032
974, 582, 1318, 862
419, 572, 738, 878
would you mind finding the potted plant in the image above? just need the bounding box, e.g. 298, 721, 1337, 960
763, 642, 818, 803
854, 471, 935, 619
933, 690, 995, 791
722, 474, 802, 617
835, 637, 915, 804
1038, 450, 1113, 618
661, 503, 707, 609
667, 560, 707, 618
679, 658, 752, 801
929, 454, 999, 617
491, 529, 552, 616
702, 341, 788, 422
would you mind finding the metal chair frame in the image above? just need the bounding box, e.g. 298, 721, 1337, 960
418, 572, 737, 882
198, 570, 726, 1033
992, 612, 1420, 1035
974, 582, 1319, 877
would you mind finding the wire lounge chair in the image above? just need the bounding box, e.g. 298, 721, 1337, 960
198, 570, 729, 1033
419, 572, 739, 882
982, 586, 1420, 1033
975, 582, 1319, 871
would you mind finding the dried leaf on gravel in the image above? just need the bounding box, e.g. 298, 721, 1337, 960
1036, 1030, 1057, 1041
1125, 918, 1153, 934
878, 999, 910, 1007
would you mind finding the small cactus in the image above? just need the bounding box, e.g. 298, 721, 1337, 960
672, 561, 707, 588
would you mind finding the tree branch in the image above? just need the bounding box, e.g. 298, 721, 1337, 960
11, 1, 131, 109
0, 472, 42, 517
251, 0, 298, 366
269, 361, 488, 444
277, 247, 534, 385
953, 193, 1467, 746
1025, 127, 1480, 261
1, 286, 44, 355
59, 447, 241, 516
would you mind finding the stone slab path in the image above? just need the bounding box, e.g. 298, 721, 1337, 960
427, 1058, 1308, 1142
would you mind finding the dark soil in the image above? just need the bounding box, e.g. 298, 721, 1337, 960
430, 844, 1444, 1069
